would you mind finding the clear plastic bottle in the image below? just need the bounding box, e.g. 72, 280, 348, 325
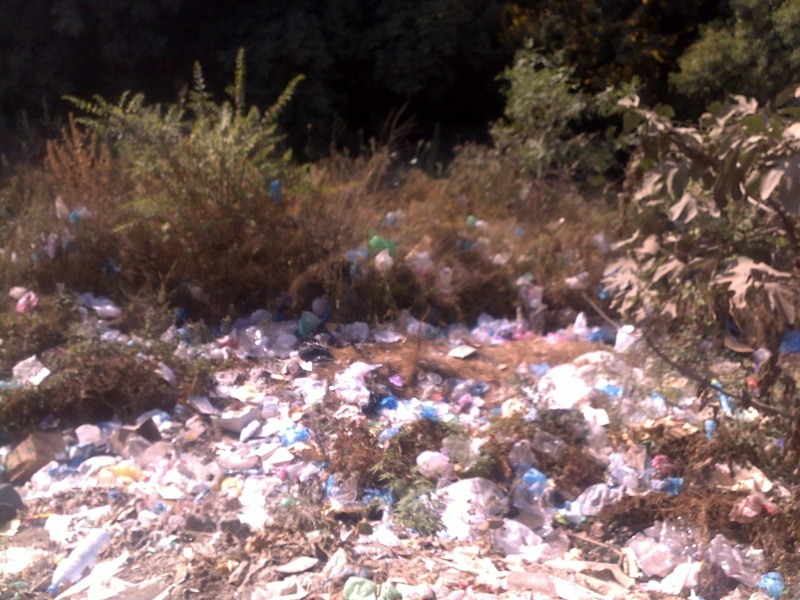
48, 529, 111, 595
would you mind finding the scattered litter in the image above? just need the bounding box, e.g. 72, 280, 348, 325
77, 293, 122, 319
15, 290, 39, 313
0, 299, 795, 599
48, 529, 111, 594
12, 355, 51, 386
448, 345, 477, 359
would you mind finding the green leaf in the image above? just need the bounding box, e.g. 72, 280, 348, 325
741, 114, 767, 135
654, 104, 675, 119
778, 107, 800, 119
775, 85, 800, 108
622, 111, 644, 134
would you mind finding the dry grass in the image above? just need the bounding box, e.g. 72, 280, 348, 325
287, 144, 616, 326
1, 116, 617, 331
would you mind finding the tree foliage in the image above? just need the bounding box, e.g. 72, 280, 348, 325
670, 0, 800, 107
605, 91, 800, 347
507, 0, 722, 107
0, 0, 513, 159
491, 44, 634, 178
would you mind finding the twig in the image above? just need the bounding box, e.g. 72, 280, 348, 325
564, 530, 622, 561
581, 294, 791, 418
580, 292, 620, 331
639, 326, 790, 418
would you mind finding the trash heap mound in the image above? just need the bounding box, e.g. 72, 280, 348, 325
1, 295, 798, 600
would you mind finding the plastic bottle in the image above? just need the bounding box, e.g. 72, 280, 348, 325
704, 418, 717, 440
48, 529, 111, 594
374, 248, 394, 273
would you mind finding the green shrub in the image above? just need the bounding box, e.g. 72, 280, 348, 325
0, 50, 314, 320
671, 0, 800, 108
491, 44, 634, 179
393, 480, 443, 536
69, 50, 306, 315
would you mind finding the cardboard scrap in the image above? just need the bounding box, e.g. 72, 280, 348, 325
5, 432, 67, 484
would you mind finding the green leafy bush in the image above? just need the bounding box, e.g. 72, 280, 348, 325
491, 44, 634, 179
671, 0, 800, 108
605, 91, 800, 347
3, 50, 312, 319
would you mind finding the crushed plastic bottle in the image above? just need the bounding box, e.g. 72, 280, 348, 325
530, 430, 566, 460
711, 379, 735, 414
374, 330, 404, 344
614, 324, 640, 353
643, 520, 702, 561
406, 250, 433, 276
48, 529, 111, 594
705, 533, 765, 587
416, 451, 452, 480
626, 533, 677, 577
650, 477, 683, 496
342, 322, 370, 343
77, 293, 121, 319
564, 483, 623, 520
508, 440, 537, 474
752, 348, 773, 371
573, 312, 589, 340
704, 418, 717, 440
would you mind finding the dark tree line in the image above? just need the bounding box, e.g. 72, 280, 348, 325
1, 0, 740, 161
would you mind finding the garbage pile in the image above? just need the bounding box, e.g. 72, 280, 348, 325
0, 292, 796, 600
